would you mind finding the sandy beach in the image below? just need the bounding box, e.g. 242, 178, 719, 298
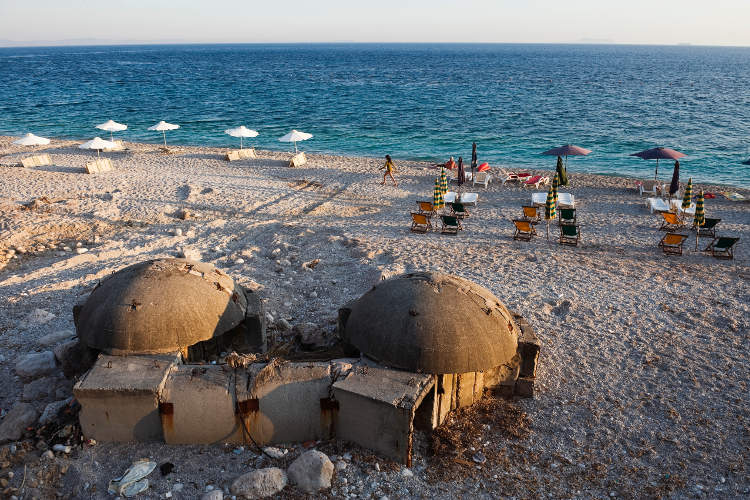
0, 136, 748, 499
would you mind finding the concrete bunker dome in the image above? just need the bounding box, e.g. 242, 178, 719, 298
341, 272, 519, 374
74, 258, 248, 355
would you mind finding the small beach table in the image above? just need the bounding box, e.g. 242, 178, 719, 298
444, 192, 478, 206
531, 192, 547, 206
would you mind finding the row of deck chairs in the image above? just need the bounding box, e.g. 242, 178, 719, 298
658, 234, 739, 259
511, 205, 581, 246
410, 200, 470, 235
649, 193, 740, 259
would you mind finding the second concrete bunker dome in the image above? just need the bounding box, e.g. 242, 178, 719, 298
342, 272, 519, 374
74, 258, 248, 355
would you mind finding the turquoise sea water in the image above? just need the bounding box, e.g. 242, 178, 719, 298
0, 43, 748, 188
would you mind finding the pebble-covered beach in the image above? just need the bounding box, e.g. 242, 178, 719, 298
0, 137, 748, 498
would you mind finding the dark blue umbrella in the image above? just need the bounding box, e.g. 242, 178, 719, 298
471, 142, 477, 179
457, 157, 465, 194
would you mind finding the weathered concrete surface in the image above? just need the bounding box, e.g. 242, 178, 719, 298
333, 365, 434, 465
74, 258, 248, 355
159, 365, 236, 445
341, 272, 519, 374
74, 353, 179, 442
236, 361, 333, 445
158, 361, 333, 445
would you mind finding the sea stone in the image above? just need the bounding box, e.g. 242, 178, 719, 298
230, 467, 287, 499
38, 329, 75, 347
39, 398, 72, 426
22, 376, 58, 402
15, 351, 57, 380
0, 402, 38, 443
22, 309, 56, 327
287, 450, 334, 493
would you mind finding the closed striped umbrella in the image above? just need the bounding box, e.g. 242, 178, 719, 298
682, 178, 693, 210
545, 182, 556, 240
552, 172, 559, 207
693, 189, 705, 251
433, 176, 444, 210
693, 189, 705, 227
440, 167, 448, 195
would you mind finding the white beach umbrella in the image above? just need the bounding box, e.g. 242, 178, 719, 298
278, 129, 312, 154
96, 120, 128, 142
225, 126, 259, 149
13, 133, 51, 147
80, 137, 116, 158
148, 121, 180, 147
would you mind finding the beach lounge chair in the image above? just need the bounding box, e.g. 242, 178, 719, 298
659, 211, 685, 231
531, 192, 547, 207
557, 192, 575, 208
693, 217, 720, 238
225, 148, 257, 161
85, 158, 114, 174
410, 212, 432, 233
658, 233, 688, 256
473, 171, 491, 188
289, 152, 307, 167
20, 154, 52, 168
523, 175, 549, 189
416, 201, 436, 215
646, 197, 670, 213
669, 199, 696, 218
451, 170, 472, 183
512, 219, 536, 241
558, 208, 576, 225
499, 169, 531, 184
521, 205, 541, 224
440, 215, 462, 234
559, 224, 581, 246
639, 180, 661, 197
704, 236, 739, 260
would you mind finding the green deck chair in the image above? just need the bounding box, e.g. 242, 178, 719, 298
704, 236, 739, 260
694, 217, 720, 238
559, 223, 581, 246
441, 215, 462, 234
558, 207, 576, 225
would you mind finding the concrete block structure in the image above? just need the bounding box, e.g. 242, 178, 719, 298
71, 266, 541, 465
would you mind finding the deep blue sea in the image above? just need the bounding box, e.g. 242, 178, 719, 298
1, 43, 748, 188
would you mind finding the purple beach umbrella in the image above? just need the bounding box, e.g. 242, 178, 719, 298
630, 147, 686, 180
542, 144, 592, 170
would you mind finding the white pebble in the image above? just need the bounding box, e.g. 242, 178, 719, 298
75, 241, 83, 248
62, 246, 72, 252
174, 228, 183, 237
234, 258, 245, 265
74, 247, 88, 254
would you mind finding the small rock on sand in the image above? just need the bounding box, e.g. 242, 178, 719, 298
15, 351, 57, 380
287, 450, 334, 493
0, 402, 38, 443
39, 398, 72, 426
230, 467, 287, 499
38, 329, 75, 346
22, 308, 56, 327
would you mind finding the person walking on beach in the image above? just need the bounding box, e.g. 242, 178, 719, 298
380, 154, 398, 186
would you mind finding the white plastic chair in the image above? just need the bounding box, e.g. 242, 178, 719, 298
473, 171, 491, 188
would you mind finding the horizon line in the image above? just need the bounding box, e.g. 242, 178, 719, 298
2, 40, 750, 50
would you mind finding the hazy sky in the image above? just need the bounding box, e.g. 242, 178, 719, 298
1, 0, 749, 46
